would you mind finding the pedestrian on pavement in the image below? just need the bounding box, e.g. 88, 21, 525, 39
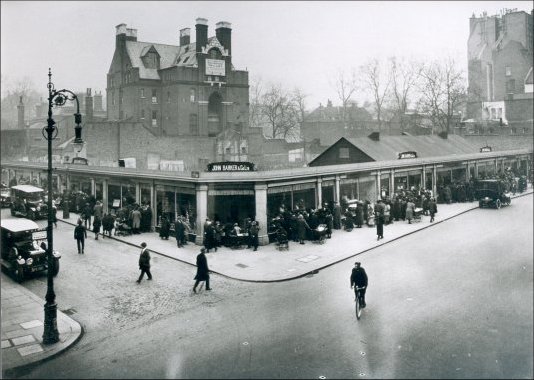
74, 218, 87, 254
52, 204, 58, 228
93, 200, 103, 221
429, 197, 438, 223
136, 242, 152, 283
175, 216, 186, 248
93, 215, 102, 240
249, 220, 260, 251
350, 262, 368, 308
102, 213, 115, 238
131, 206, 142, 234
159, 214, 171, 240
81, 202, 92, 229
375, 200, 385, 240
297, 214, 311, 245
405, 198, 415, 224
193, 248, 211, 293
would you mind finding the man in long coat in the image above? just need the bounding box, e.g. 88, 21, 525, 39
297, 214, 311, 245
175, 216, 186, 248
333, 202, 342, 230
193, 248, 211, 292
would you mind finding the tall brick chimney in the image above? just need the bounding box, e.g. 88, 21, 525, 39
215, 21, 232, 56
93, 91, 103, 112
180, 28, 191, 46
195, 18, 208, 52
17, 96, 25, 129
85, 88, 93, 121
115, 23, 137, 48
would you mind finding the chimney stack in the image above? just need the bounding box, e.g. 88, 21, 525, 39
93, 91, 103, 112
115, 23, 137, 47
215, 21, 232, 56
17, 96, 25, 129
85, 88, 94, 121
195, 18, 208, 52
180, 28, 191, 46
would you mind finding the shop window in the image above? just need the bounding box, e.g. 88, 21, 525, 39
339, 147, 349, 159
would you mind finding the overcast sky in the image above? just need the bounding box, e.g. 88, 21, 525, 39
1, 1, 532, 108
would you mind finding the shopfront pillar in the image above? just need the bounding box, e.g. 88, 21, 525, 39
150, 182, 156, 229
432, 165, 437, 196
501, 158, 505, 173
375, 171, 381, 200
29, 171, 34, 185
334, 175, 340, 204
254, 183, 269, 245
135, 183, 141, 204
316, 178, 322, 208
422, 166, 427, 190
474, 162, 479, 178
65, 172, 71, 192
90, 178, 96, 197
494, 158, 498, 173
465, 162, 470, 181
195, 184, 208, 245
102, 179, 108, 214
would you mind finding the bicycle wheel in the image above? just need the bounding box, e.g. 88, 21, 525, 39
355, 293, 362, 320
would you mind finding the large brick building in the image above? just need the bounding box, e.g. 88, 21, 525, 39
467, 9, 533, 121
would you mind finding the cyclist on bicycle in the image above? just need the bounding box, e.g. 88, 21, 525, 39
350, 262, 368, 308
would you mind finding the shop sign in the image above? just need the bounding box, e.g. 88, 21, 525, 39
207, 162, 255, 172
480, 146, 492, 153
398, 151, 417, 159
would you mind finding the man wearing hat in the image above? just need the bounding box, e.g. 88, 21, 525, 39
350, 262, 368, 308
136, 242, 152, 283
193, 248, 211, 292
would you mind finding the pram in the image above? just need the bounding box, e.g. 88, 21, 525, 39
312, 224, 328, 244
413, 207, 423, 223
114, 218, 132, 236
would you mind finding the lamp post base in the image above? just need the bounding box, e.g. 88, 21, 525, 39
42, 302, 59, 344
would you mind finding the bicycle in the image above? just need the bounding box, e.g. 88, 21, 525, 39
354, 286, 366, 320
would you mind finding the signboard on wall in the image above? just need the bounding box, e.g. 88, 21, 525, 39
480, 146, 492, 153
398, 151, 417, 159
207, 161, 255, 172
206, 59, 225, 76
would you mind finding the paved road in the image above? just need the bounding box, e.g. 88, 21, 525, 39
4, 195, 533, 379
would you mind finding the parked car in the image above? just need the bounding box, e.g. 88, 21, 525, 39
10, 185, 49, 220
475, 179, 512, 209
1, 185, 11, 208
1, 218, 60, 282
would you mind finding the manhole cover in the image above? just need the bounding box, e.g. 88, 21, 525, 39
62, 308, 77, 315
236, 263, 248, 268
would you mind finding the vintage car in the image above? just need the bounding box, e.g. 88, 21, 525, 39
475, 179, 512, 209
10, 185, 48, 220
1, 185, 11, 208
1, 218, 60, 282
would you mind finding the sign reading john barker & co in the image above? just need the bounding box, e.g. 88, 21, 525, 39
207, 162, 255, 172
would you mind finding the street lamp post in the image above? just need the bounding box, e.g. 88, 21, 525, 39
42, 68, 83, 344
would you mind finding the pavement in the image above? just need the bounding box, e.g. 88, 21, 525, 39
1, 185, 532, 373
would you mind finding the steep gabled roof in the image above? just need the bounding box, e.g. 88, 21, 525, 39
344, 135, 478, 161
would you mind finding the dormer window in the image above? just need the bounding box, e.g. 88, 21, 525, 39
142, 47, 160, 69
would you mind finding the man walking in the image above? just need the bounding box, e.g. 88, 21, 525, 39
375, 199, 385, 240
193, 248, 211, 293
137, 242, 152, 283
74, 219, 87, 254
429, 197, 438, 223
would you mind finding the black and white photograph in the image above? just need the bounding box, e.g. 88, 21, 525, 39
1, 1, 532, 378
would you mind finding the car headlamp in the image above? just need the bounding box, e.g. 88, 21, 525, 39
36, 206, 41, 211
26, 258, 33, 265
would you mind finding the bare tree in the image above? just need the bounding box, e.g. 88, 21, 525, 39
389, 57, 423, 131
248, 75, 264, 129
330, 68, 358, 128
291, 87, 308, 141
261, 83, 300, 140
417, 58, 466, 133
1, 76, 42, 128
359, 59, 391, 131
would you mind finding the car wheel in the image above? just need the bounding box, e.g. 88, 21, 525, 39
52, 259, 60, 277
495, 199, 501, 209
15, 264, 24, 283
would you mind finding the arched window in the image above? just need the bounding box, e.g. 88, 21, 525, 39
208, 48, 222, 59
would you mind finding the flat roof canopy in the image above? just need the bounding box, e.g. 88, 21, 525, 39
0, 218, 41, 233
